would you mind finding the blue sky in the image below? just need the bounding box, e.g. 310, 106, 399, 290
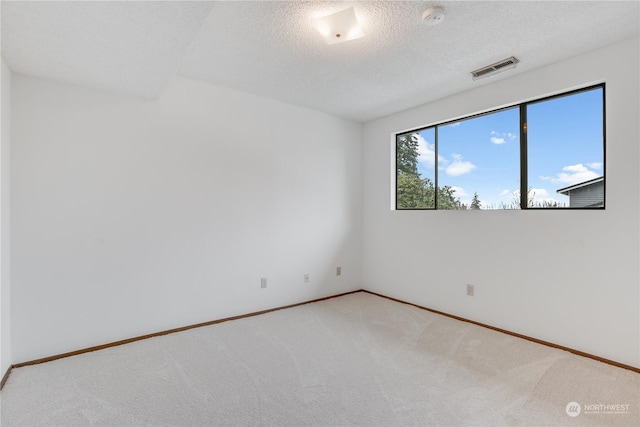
414, 87, 603, 208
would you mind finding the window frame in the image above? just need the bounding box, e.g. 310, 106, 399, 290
395, 83, 606, 210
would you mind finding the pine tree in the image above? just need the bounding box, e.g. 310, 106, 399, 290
396, 132, 464, 209
470, 192, 481, 210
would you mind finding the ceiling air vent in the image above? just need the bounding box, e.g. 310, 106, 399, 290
471, 56, 519, 81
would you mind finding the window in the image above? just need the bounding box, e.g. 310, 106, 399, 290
438, 107, 520, 209
395, 84, 605, 210
396, 128, 436, 209
526, 88, 605, 208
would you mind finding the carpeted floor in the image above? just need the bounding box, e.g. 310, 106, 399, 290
0, 291, 638, 426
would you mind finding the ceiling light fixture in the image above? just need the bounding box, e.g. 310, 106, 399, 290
471, 56, 520, 80
422, 6, 446, 26
311, 7, 364, 45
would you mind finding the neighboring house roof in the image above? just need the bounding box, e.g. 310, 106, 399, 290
556, 176, 604, 195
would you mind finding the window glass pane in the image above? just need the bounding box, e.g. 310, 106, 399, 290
396, 128, 436, 209
527, 88, 604, 208
437, 108, 520, 209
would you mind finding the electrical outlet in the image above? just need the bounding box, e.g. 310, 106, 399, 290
336, 266, 342, 276
466, 284, 474, 296
261, 278, 267, 289
303, 273, 310, 284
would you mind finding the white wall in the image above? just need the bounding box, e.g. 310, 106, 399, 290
362, 37, 640, 368
1, 57, 12, 376
11, 75, 362, 362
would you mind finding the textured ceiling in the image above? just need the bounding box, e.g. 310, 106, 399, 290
1, 1, 215, 98
2, 1, 639, 122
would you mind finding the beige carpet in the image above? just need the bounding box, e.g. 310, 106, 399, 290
0, 291, 638, 426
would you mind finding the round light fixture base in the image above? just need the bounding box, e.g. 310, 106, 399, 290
422, 6, 446, 26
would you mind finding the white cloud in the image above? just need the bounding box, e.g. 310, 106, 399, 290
555, 170, 600, 186
529, 188, 552, 199
445, 154, 476, 176
499, 189, 512, 197
490, 131, 517, 144
448, 122, 461, 127
450, 186, 468, 197
587, 162, 603, 170
562, 164, 588, 173
415, 133, 446, 168
539, 163, 602, 187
